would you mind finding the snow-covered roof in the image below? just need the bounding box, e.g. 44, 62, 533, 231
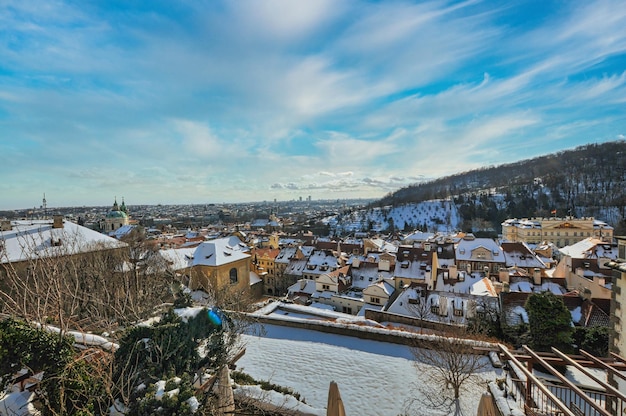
470, 277, 497, 297
508, 280, 566, 295
357, 303, 384, 316
285, 259, 307, 276
393, 258, 430, 280
108, 224, 137, 239
306, 249, 340, 268
0, 219, 127, 264
287, 279, 317, 296
158, 247, 196, 271
509, 281, 533, 293
501, 242, 547, 269
455, 237, 504, 263
558, 237, 618, 259
385, 287, 423, 316
250, 271, 262, 285
434, 271, 485, 293
402, 231, 435, 243
275, 246, 299, 263
364, 279, 395, 297
191, 236, 249, 267
350, 264, 394, 289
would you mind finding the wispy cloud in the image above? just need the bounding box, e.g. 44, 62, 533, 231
0, 0, 624, 208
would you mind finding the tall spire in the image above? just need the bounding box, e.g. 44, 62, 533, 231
42, 193, 47, 219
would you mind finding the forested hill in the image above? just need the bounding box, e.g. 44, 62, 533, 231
376, 140, 626, 233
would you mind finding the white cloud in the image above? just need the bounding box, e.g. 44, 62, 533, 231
171, 120, 223, 158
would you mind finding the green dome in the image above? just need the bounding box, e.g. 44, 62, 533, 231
107, 210, 128, 219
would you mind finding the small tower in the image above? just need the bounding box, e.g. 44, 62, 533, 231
42, 193, 47, 219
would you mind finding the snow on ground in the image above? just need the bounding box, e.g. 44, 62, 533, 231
235, 385, 325, 416
236, 323, 498, 416
324, 200, 462, 234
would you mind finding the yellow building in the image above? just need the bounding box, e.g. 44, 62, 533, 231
188, 236, 251, 295
502, 217, 613, 247
251, 247, 280, 295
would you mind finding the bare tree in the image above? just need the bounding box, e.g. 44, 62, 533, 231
0, 226, 175, 332
404, 329, 490, 416
406, 289, 432, 334
0, 222, 262, 414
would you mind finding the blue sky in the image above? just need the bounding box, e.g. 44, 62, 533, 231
1, 0, 625, 210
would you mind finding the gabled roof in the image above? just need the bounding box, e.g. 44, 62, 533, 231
191, 236, 249, 267
363, 279, 395, 297
501, 242, 547, 269
253, 248, 280, 260
455, 237, 504, 263
0, 219, 127, 264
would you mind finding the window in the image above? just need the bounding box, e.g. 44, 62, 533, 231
229, 268, 238, 284
322, 284, 330, 290
371, 297, 380, 304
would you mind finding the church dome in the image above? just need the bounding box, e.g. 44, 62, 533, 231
107, 210, 128, 219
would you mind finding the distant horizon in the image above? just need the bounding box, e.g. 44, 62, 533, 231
2, 196, 378, 213
2, 1, 625, 210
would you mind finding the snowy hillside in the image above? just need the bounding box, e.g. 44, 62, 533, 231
324, 199, 461, 235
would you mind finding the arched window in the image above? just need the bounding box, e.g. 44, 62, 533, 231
229, 267, 238, 284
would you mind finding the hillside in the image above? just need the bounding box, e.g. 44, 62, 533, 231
372, 140, 626, 234
323, 200, 462, 235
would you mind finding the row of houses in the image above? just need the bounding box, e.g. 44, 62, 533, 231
1, 216, 619, 332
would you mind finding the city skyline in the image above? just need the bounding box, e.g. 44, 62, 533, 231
1, 0, 625, 210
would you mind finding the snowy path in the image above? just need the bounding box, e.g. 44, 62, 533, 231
236, 324, 496, 416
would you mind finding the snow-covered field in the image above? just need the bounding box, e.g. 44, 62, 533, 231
236, 324, 498, 416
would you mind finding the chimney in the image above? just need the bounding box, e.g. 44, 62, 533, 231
378, 259, 390, 272
0, 220, 11, 231
53, 215, 64, 229
449, 264, 458, 280
533, 268, 542, 285
499, 268, 510, 284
